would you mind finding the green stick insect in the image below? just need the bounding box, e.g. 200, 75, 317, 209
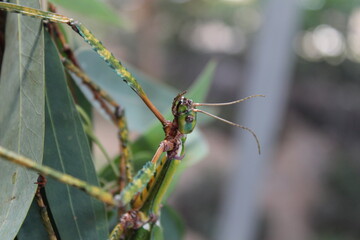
0, 1, 263, 239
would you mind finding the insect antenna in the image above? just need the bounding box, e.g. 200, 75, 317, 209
194, 109, 261, 154
193, 94, 265, 154
193, 94, 265, 107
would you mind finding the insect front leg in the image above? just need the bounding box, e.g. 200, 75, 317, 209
55, 32, 135, 195
48, 19, 136, 192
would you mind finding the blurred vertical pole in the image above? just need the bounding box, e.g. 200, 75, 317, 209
216, 1, 302, 240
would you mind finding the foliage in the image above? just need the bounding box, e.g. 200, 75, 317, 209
0, 0, 215, 239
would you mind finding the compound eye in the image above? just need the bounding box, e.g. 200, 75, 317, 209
185, 115, 194, 123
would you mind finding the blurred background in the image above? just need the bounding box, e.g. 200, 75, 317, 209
56, 0, 360, 239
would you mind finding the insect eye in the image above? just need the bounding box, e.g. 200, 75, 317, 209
185, 115, 194, 123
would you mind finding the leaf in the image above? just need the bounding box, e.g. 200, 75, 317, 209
31, 31, 108, 240
0, 0, 45, 239
17, 31, 109, 239
49, 0, 124, 27
74, 49, 177, 132
17, 198, 50, 240
161, 205, 185, 240
44, 31, 109, 240
187, 59, 217, 103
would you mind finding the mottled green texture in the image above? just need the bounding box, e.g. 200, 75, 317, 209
0, 0, 44, 239
131, 155, 167, 210
130, 158, 181, 239
108, 223, 123, 240
116, 108, 134, 183
0, 146, 116, 206
74, 23, 146, 97
0, 2, 72, 22
137, 156, 182, 219
119, 162, 156, 206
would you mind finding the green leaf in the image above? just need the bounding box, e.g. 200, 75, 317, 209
161, 205, 185, 240
74, 49, 177, 133
187, 59, 217, 103
42, 31, 108, 239
50, 0, 124, 27
44, 31, 108, 240
17, 199, 50, 240
0, 0, 45, 239
16, 31, 109, 239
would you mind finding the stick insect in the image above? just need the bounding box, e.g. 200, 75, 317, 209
0, 1, 263, 239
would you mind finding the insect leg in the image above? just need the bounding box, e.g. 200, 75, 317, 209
0, 2, 166, 125
109, 210, 149, 240
0, 146, 118, 206
116, 142, 167, 206
35, 175, 58, 240
114, 108, 133, 193
63, 59, 134, 191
